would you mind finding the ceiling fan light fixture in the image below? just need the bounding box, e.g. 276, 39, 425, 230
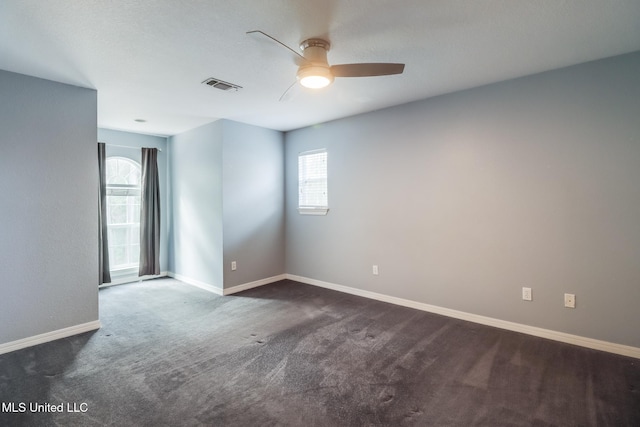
297, 66, 334, 89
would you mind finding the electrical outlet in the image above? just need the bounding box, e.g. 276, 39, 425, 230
372, 265, 379, 275
564, 293, 576, 308
231, 261, 237, 271
522, 287, 532, 301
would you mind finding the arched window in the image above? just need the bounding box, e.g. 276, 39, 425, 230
106, 157, 141, 271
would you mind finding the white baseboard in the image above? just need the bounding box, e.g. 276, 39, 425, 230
167, 272, 223, 295
286, 274, 640, 359
167, 272, 287, 296
6, 274, 637, 359
0, 321, 101, 356
223, 274, 287, 295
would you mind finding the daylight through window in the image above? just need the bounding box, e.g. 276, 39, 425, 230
298, 149, 328, 215
106, 157, 141, 271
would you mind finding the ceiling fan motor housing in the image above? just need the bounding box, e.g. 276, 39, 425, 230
297, 38, 334, 88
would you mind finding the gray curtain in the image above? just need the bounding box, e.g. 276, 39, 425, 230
139, 147, 161, 276
98, 142, 111, 284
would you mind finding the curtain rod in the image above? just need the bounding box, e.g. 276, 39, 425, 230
102, 143, 162, 152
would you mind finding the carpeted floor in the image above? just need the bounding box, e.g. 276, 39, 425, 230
1, 278, 639, 426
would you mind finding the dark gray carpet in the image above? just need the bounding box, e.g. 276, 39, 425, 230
1, 278, 638, 426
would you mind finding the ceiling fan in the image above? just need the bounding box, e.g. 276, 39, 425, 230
247, 30, 405, 94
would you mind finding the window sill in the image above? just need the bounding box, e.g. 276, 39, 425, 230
110, 266, 139, 277
298, 207, 329, 216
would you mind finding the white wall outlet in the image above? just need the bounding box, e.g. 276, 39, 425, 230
522, 287, 532, 301
564, 293, 576, 308
372, 265, 379, 275
231, 261, 237, 271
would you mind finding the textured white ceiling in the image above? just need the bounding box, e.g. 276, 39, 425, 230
1, 1, 639, 135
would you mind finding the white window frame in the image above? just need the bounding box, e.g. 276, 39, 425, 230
105, 157, 142, 274
298, 148, 329, 215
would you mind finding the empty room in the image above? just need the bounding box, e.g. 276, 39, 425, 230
1, 1, 639, 426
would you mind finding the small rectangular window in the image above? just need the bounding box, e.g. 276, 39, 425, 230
298, 149, 328, 215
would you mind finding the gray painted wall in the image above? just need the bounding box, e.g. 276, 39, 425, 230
168, 121, 224, 289
222, 120, 285, 288
168, 120, 286, 290
97, 128, 169, 277
0, 70, 98, 344
284, 52, 640, 347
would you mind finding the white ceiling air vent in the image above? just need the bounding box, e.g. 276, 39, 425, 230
202, 77, 242, 91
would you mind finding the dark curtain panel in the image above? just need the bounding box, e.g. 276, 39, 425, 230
98, 142, 111, 284
139, 147, 161, 276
